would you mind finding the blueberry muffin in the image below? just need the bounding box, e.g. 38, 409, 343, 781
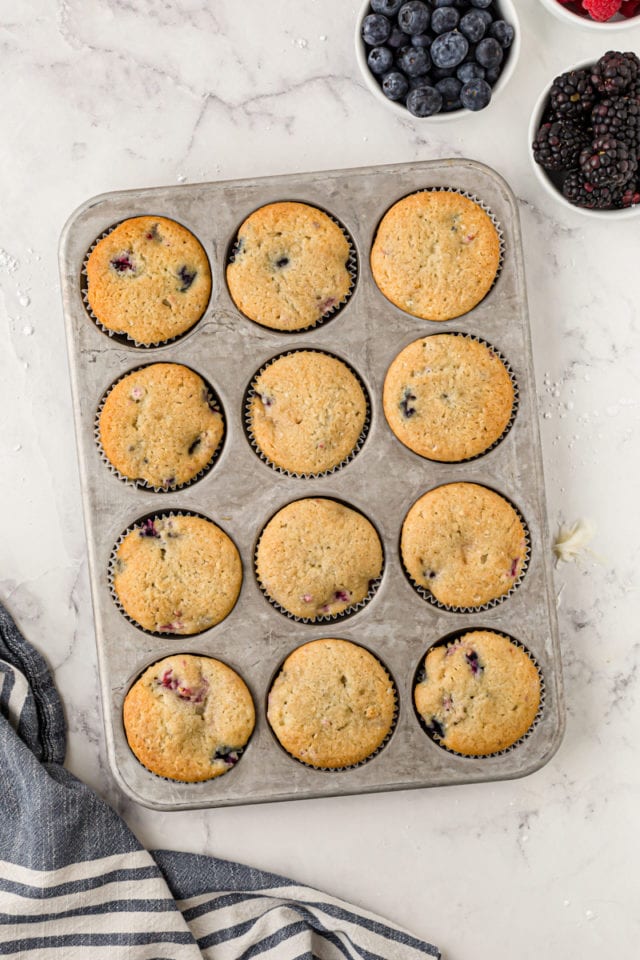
256, 498, 383, 619
99, 363, 224, 489
370, 191, 501, 322
226, 202, 353, 331
86, 216, 211, 345
414, 631, 541, 755
123, 654, 255, 781
247, 351, 367, 474
267, 638, 396, 768
383, 335, 514, 461
112, 515, 241, 633
401, 483, 527, 608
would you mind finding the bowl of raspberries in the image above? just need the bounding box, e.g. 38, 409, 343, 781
356, 0, 519, 119
530, 51, 640, 215
538, 0, 640, 27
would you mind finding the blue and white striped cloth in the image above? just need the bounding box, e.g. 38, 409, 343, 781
0, 603, 440, 959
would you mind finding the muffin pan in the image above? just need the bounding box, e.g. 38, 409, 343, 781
59, 159, 564, 809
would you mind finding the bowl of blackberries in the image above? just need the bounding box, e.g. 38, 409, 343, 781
530, 51, 640, 215
356, 0, 519, 119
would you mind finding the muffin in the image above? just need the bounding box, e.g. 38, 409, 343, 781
401, 483, 527, 608
383, 335, 515, 462
370, 191, 501, 321
226, 202, 353, 331
112, 515, 241, 633
267, 638, 396, 768
123, 654, 255, 781
414, 631, 541, 755
247, 351, 368, 475
85, 216, 211, 345
255, 498, 383, 619
99, 363, 224, 489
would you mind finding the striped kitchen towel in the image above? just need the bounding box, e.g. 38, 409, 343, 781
0, 602, 440, 960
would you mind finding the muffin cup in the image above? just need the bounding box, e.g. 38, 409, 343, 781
412, 629, 545, 759
243, 348, 371, 478
81, 219, 211, 348
400, 487, 531, 614
226, 203, 358, 334
266, 639, 399, 771
95, 363, 225, 493
108, 509, 241, 638
253, 497, 384, 624
123, 652, 254, 783
372, 187, 506, 317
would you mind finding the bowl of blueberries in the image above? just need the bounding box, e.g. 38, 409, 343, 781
356, 0, 519, 119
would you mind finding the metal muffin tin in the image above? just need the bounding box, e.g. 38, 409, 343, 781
59, 158, 565, 810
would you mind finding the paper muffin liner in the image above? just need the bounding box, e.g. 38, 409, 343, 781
372, 186, 505, 314
123, 651, 254, 784
253, 498, 384, 625
81, 218, 210, 349
108, 509, 241, 638
401, 488, 531, 614
95, 363, 225, 494
225, 203, 358, 334
243, 348, 371, 479
266, 640, 399, 772
412, 629, 545, 760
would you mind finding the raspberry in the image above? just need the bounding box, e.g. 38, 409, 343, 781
582, 0, 622, 19
621, 0, 640, 13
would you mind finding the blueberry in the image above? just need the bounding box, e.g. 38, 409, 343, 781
485, 65, 501, 85
431, 65, 456, 80
388, 25, 410, 48
460, 77, 492, 110
433, 0, 456, 5
400, 389, 417, 417
398, 44, 431, 77
411, 32, 433, 48
406, 85, 443, 117
381, 70, 409, 101
178, 265, 196, 291
362, 13, 392, 46
464, 649, 483, 675
398, 1, 431, 36
436, 76, 462, 111
430, 30, 468, 69
368, 45, 394, 75
457, 61, 485, 83
459, 10, 488, 43
470, 0, 492, 7
431, 7, 459, 33
371, 0, 403, 14
427, 717, 445, 739
490, 20, 514, 48
111, 253, 135, 273
476, 37, 503, 70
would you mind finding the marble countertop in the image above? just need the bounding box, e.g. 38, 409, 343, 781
2, 2, 639, 957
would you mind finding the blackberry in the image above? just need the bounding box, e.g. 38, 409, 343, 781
532, 120, 588, 172
579, 135, 638, 187
590, 51, 636, 97
562, 172, 622, 210
549, 69, 595, 120
620, 182, 640, 208
591, 96, 640, 151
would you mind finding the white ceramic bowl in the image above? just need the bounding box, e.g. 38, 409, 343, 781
355, 0, 521, 122
529, 57, 640, 219
537, 0, 640, 31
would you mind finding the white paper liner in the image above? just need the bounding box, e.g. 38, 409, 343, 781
123, 651, 254, 783
225, 203, 358, 334
254, 498, 384, 624
413, 630, 545, 760
266, 641, 399, 772
401, 488, 531, 614
95, 363, 225, 493
243, 348, 371, 479
81, 218, 210, 348
108, 509, 241, 638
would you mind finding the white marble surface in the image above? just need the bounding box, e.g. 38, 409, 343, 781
1, 2, 639, 957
